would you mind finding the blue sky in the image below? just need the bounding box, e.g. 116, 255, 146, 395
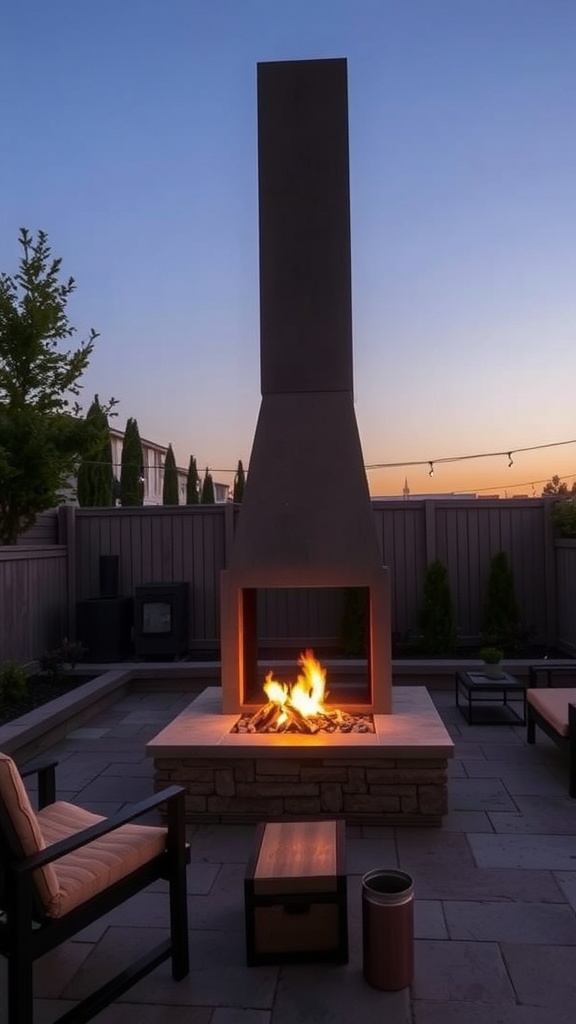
2, 1, 575, 495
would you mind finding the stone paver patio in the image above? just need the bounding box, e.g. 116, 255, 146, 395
3, 682, 576, 1023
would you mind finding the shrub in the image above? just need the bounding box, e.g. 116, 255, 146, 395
40, 638, 87, 680
417, 560, 457, 655
482, 551, 519, 650
552, 498, 576, 538
0, 661, 28, 700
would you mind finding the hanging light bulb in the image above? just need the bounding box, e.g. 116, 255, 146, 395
508, 452, 514, 468
428, 461, 434, 477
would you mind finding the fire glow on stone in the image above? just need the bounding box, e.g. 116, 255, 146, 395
233, 650, 375, 735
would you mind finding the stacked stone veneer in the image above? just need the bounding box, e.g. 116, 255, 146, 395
147, 686, 453, 827
154, 754, 448, 826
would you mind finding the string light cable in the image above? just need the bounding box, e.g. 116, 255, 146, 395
364, 437, 576, 472
453, 474, 576, 495
80, 436, 576, 487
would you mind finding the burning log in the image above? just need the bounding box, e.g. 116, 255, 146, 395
248, 701, 280, 732
246, 702, 320, 734
283, 706, 319, 734
235, 704, 374, 735
232, 651, 375, 735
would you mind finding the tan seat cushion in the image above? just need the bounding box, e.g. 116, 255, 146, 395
0, 752, 60, 911
37, 801, 168, 918
527, 688, 576, 737
0, 753, 168, 920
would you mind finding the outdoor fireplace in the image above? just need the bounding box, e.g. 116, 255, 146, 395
220, 58, 392, 717
147, 58, 453, 827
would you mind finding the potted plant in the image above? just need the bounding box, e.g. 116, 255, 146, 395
479, 646, 504, 680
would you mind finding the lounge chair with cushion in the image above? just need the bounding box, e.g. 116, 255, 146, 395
526, 687, 576, 797
0, 752, 189, 1024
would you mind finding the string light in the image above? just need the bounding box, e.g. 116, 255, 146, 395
365, 437, 576, 472
81, 435, 576, 484
452, 473, 576, 495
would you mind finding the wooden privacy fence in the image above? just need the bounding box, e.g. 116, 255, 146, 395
75, 498, 555, 653
372, 499, 554, 645
0, 545, 68, 664
555, 540, 576, 654
1, 498, 568, 666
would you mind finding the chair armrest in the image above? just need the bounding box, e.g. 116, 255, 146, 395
19, 757, 59, 779
19, 757, 59, 808
11, 785, 186, 875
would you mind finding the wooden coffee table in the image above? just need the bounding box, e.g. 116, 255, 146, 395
455, 670, 526, 725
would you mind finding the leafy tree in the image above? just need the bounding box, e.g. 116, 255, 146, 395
542, 475, 575, 496
201, 467, 215, 504
162, 443, 179, 505
482, 550, 519, 650
552, 497, 576, 538
120, 417, 144, 506
186, 455, 200, 504
77, 395, 114, 506
417, 559, 457, 655
233, 459, 246, 503
0, 228, 101, 542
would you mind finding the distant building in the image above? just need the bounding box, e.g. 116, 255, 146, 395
109, 428, 229, 505
372, 492, 479, 501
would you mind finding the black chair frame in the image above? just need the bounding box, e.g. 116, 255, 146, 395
526, 700, 576, 798
0, 757, 190, 1024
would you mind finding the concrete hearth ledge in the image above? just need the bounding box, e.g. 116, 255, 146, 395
146, 685, 454, 759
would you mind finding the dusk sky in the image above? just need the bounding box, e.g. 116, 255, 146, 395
2, 1, 575, 497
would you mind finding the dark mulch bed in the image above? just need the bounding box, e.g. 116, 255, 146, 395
0, 674, 98, 727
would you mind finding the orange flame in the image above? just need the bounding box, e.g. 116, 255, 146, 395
263, 649, 328, 718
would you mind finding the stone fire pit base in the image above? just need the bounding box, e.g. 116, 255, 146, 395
147, 686, 454, 827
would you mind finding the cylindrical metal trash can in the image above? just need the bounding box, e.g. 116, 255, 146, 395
362, 868, 414, 991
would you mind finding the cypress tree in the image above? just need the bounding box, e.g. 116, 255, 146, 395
482, 551, 519, 650
120, 417, 144, 506
417, 559, 457, 655
77, 395, 113, 506
201, 467, 215, 504
186, 455, 200, 504
162, 444, 179, 505
233, 459, 246, 503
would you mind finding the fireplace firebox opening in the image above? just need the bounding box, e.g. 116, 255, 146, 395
237, 586, 371, 707
221, 566, 392, 716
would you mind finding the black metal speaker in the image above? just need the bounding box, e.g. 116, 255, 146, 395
76, 597, 133, 662
99, 555, 119, 598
